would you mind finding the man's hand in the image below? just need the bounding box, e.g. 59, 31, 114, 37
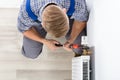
44, 39, 61, 51
63, 41, 72, 51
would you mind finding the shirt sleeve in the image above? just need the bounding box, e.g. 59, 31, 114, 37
71, 0, 89, 22
17, 1, 40, 33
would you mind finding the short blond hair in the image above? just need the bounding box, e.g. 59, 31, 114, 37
42, 5, 69, 38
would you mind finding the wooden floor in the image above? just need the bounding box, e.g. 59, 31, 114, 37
0, 8, 74, 80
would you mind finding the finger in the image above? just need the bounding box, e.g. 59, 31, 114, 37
50, 45, 58, 51
63, 46, 72, 51
63, 43, 71, 48
53, 41, 60, 44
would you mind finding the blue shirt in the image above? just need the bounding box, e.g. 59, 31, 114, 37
17, 0, 89, 32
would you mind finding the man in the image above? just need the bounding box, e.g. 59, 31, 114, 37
17, 0, 89, 59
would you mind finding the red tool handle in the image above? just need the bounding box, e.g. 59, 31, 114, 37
71, 44, 80, 49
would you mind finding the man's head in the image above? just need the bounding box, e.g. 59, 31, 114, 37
41, 4, 69, 38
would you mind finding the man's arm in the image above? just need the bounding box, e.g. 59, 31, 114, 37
68, 20, 87, 43
63, 20, 87, 51
23, 27, 60, 50
23, 27, 47, 43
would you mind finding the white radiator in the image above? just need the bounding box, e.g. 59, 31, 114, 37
72, 55, 90, 80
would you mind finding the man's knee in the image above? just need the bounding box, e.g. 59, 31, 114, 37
21, 47, 42, 59
25, 52, 41, 59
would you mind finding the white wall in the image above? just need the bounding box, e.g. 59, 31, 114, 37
0, 0, 23, 8
87, 0, 120, 80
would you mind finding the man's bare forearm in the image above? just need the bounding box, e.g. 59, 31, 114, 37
23, 27, 47, 44
68, 20, 87, 43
